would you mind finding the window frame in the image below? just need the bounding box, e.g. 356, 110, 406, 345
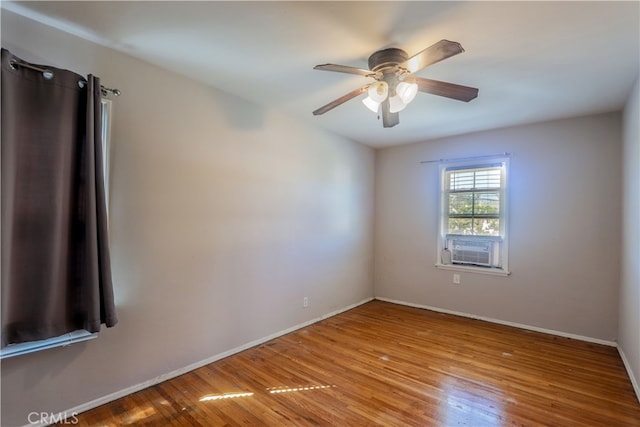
436, 156, 510, 276
101, 98, 112, 211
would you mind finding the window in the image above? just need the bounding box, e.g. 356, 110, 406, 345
101, 98, 112, 209
0, 100, 112, 360
437, 157, 509, 275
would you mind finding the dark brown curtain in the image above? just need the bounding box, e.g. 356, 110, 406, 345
1, 48, 117, 348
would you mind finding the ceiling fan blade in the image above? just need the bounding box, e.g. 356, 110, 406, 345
312, 85, 368, 116
415, 77, 478, 102
314, 64, 378, 78
381, 98, 399, 128
400, 40, 465, 74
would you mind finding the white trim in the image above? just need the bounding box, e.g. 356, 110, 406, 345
34, 296, 636, 427
381, 296, 640, 403
100, 98, 112, 211
618, 346, 640, 404
34, 297, 374, 427
0, 330, 97, 360
374, 297, 617, 347
435, 263, 511, 277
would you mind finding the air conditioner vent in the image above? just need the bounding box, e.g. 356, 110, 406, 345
450, 238, 493, 267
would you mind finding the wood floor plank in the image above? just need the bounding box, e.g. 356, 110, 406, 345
61, 300, 640, 426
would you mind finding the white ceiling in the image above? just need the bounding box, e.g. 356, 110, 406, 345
3, 1, 639, 148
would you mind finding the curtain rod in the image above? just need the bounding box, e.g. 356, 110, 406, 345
9, 58, 121, 97
420, 152, 510, 164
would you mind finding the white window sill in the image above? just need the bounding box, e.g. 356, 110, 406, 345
0, 330, 97, 359
435, 263, 511, 277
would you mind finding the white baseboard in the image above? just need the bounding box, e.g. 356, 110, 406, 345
618, 346, 640, 404
374, 297, 617, 347
36, 297, 374, 427
37, 296, 636, 426
378, 296, 638, 404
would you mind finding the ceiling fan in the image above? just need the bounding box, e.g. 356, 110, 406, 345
312, 40, 478, 128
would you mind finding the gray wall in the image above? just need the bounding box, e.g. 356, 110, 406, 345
1, 10, 375, 427
374, 114, 622, 341
620, 76, 640, 397
1, 6, 637, 427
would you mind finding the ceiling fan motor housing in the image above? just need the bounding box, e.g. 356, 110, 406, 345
368, 48, 408, 72
368, 48, 409, 94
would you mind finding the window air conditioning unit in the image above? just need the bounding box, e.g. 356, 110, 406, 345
450, 238, 494, 267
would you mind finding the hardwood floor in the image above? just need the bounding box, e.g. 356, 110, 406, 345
65, 301, 640, 426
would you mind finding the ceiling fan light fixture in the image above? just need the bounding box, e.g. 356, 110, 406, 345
389, 94, 408, 113
367, 81, 389, 103
362, 96, 380, 113
396, 81, 418, 104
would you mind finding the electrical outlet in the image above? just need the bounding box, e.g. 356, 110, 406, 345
453, 274, 461, 284
303, 297, 309, 308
